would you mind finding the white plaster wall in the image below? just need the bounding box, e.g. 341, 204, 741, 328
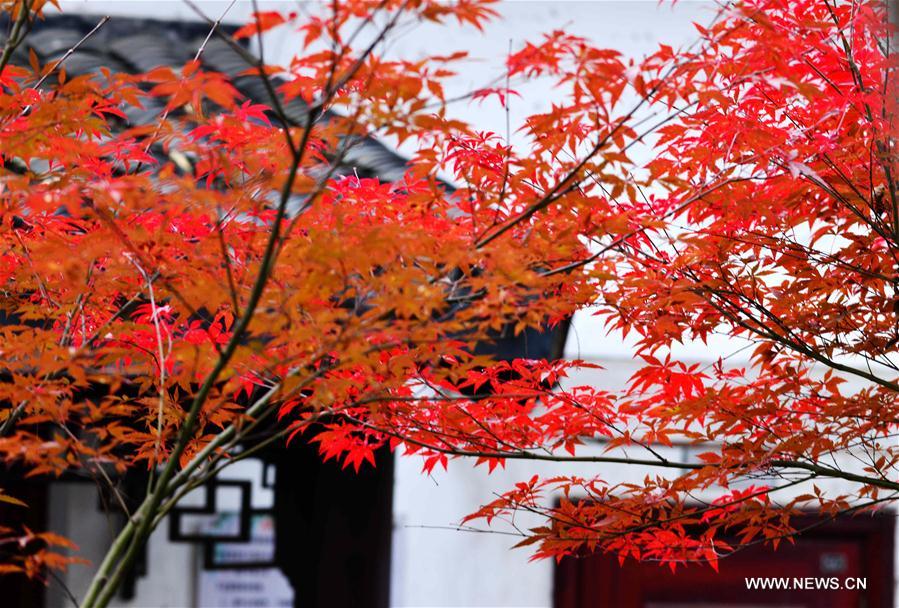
44, 459, 281, 608
45, 482, 197, 608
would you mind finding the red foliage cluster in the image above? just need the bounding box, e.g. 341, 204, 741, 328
0, 0, 895, 600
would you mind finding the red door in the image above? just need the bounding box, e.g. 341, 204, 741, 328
554, 515, 894, 608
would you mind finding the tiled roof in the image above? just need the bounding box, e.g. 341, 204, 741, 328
12, 13, 412, 182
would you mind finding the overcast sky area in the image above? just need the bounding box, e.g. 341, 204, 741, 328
56, 0, 753, 363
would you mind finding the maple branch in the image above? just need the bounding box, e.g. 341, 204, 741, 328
0, 0, 33, 76
163, 335, 407, 494
0, 400, 27, 437
697, 289, 899, 393
47, 569, 80, 608
214, 212, 241, 316
57, 423, 132, 521
506, 476, 811, 542
29, 15, 109, 92
474, 112, 638, 249
822, 0, 899, 241
135, 0, 240, 165
78, 274, 159, 350
183, 0, 298, 154
338, 411, 899, 492
131, 261, 170, 492
90, 206, 227, 358
539, 178, 747, 278
150, 419, 298, 531
86, 151, 306, 608
82, 5, 416, 604
699, 493, 899, 560
473, 6, 742, 250
82, 87, 311, 608
492, 484, 895, 562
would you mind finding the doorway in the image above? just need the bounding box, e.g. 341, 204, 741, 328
554, 514, 895, 608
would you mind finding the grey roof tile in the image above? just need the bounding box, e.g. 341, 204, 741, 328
7, 13, 414, 180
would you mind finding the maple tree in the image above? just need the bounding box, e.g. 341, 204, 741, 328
0, 0, 896, 604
